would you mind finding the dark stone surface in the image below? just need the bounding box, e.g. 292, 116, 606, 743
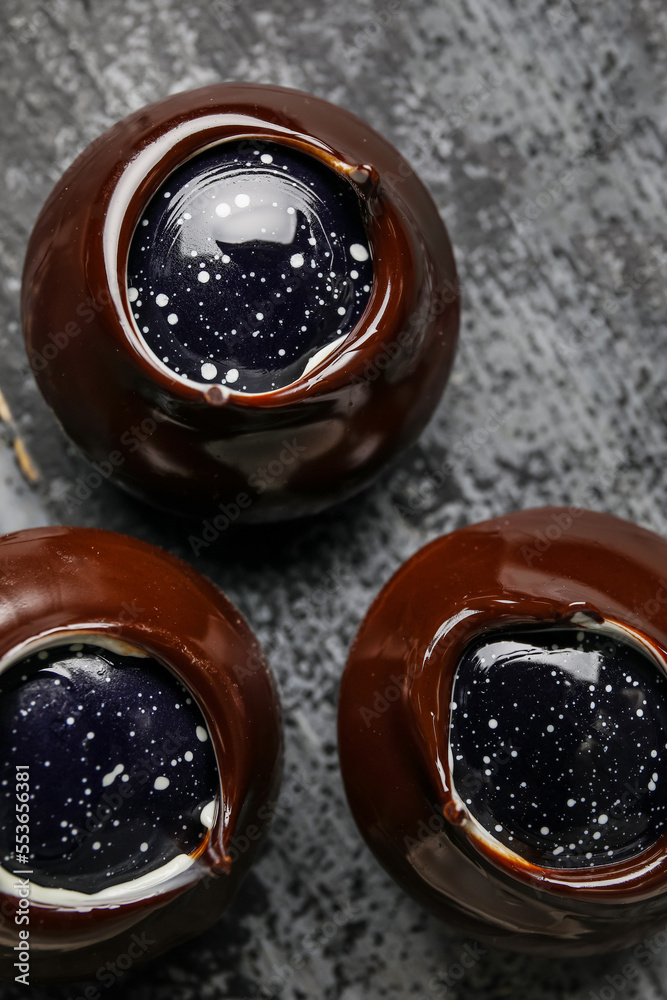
1, 0, 667, 996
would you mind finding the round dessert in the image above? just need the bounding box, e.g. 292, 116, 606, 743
338, 508, 667, 955
22, 82, 459, 520
0, 526, 282, 983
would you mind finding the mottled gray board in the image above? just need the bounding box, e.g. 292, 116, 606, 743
1, 0, 667, 998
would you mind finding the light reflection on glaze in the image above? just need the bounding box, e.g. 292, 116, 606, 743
0, 643, 219, 894
127, 140, 373, 393
451, 626, 667, 868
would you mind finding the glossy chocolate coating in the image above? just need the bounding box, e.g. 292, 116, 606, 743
0, 526, 282, 983
338, 508, 667, 955
0, 643, 219, 893
451, 625, 667, 869
127, 139, 373, 393
22, 83, 458, 520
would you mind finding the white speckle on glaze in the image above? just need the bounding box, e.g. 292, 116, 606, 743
200, 800, 217, 829
127, 141, 373, 394
350, 242, 369, 262
102, 763, 124, 788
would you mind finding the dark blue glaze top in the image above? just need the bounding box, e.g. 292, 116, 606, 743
0, 643, 219, 893
126, 140, 373, 393
450, 626, 667, 868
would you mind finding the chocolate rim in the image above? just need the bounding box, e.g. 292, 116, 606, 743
340, 508, 667, 912
101, 85, 419, 407
22, 82, 458, 521
409, 606, 667, 901
0, 526, 282, 952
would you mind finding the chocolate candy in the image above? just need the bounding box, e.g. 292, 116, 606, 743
0, 526, 282, 983
22, 83, 459, 520
338, 508, 667, 955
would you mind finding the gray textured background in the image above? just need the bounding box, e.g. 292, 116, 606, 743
1, 0, 667, 997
